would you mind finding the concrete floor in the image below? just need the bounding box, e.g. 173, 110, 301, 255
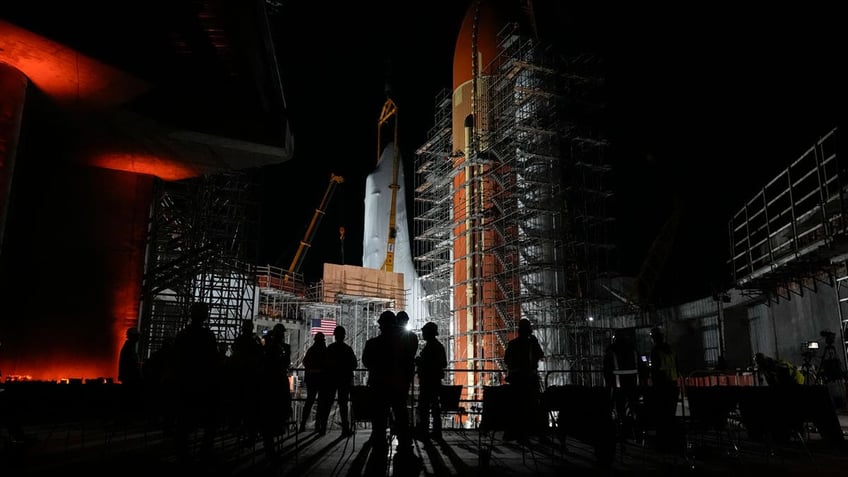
3, 408, 848, 477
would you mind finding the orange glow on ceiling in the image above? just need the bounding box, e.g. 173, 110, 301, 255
90, 152, 200, 181
0, 20, 149, 109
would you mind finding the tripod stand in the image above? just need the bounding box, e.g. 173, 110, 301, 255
800, 350, 818, 385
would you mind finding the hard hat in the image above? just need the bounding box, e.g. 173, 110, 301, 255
378, 310, 396, 326
271, 323, 286, 337
517, 319, 532, 338
422, 321, 438, 336
314, 332, 325, 341
189, 302, 209, 322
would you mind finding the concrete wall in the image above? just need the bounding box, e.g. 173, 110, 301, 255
660, 283, 846, 376
746, 284, 845, 370
723, 307, 753, 369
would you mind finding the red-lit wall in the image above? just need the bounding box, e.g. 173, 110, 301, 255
0, 157, 152, 381
0, 24, 187, 382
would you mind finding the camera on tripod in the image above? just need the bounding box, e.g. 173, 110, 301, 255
801, 339, 819, 356
800, 340, 819, 379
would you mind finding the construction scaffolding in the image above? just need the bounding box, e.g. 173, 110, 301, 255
414, 23, 617, 392
730, 127, 845, 297
413, 88, 454, 352
321, 264, 406, 364
138, 171, 259, 360
254, 271, 342, 368
730, 127, 848, 362
253, 263, 405, 369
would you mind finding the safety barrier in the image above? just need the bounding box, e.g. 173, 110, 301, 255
684, 370, 757, 388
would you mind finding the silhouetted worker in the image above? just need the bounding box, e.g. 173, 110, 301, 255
415, 321, 447, 440
395, 310, 419, 431
316, 325, 358, 436
0, 339, 30, 446
603, 333, 639, 434
119, 327, 143, 385
503, 318, 545, 440
649, 327, 678, 388
648, 327, 680, 451
173, 301, 222, 462
229, 319, 264, 436
142, 337, 176, 430
755, 352, 804, 386
300, 331, 326, 432
260, 323, 292, 462
504, 319, 545, 389
395, 311, 419, 382
362, 310, 414, 458
117, 326, 143, 422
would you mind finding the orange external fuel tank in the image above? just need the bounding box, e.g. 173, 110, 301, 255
451, 0, 511, 401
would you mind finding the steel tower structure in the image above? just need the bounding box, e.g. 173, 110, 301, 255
138, 171, 259, 359
414, 14, 617, 398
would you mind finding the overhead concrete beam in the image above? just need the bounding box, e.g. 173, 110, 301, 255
0, 19, 150, 110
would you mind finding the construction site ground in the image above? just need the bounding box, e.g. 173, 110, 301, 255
3, 391, 848, 477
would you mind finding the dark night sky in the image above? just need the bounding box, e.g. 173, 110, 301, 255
263, 2, 844, 306
2, 1, 843, 306
2, 0, 842, 383
255, 1, 469, 277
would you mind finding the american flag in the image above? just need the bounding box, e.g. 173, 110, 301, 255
311, 318, 336, 337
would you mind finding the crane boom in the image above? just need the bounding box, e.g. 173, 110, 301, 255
286, 173, 344, 281
635, 196, 684, 306
377, 97, 399, 272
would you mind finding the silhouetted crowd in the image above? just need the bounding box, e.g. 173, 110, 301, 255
7, 307, 844, 475
115, 302, 298, 466
112, 304, 453, 471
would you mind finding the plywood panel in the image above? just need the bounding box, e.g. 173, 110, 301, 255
322, 264, 405, 308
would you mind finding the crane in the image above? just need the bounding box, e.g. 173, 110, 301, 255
601, 195, 684, 311
377, 97, 400, 272
285, 173, 344, 282
635, 195, 684, 307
